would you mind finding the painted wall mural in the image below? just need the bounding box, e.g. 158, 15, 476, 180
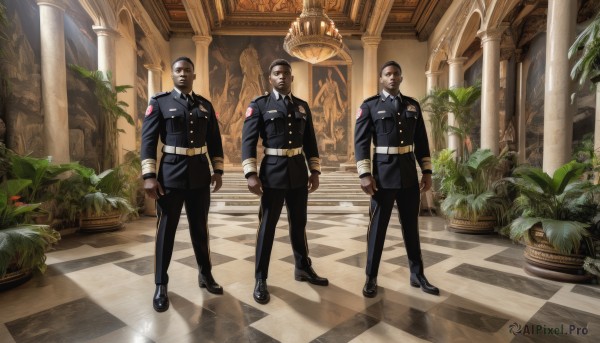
235, 0, 344, 12
135, 22, 149, 154
309, 64, 351, 165
1, 0, 43, 156
523, 33, 547, 167
464, 57, 482, 151
208, 36, 352, 166
64, 3, 100, 168
209, 36, 288, 164
1, 0, 100, 168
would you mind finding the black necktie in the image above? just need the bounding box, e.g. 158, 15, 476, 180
393, 96, 400, 113
283, 95, 293, 111
185, 94, 194, 109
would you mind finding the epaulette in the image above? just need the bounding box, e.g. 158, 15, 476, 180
151, 91, 170, 99
194, 93, 210, 104
404, 95, 418, 103
362, 94, 380, 103
292, 95, 308, 104
252, 92, 270, 102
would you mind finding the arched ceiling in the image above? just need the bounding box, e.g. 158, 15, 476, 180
141, 0, 452, 41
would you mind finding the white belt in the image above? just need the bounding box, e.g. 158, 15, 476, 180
264, 147, 303, 157
374, 146, 413, 154
162, 145, 207, 156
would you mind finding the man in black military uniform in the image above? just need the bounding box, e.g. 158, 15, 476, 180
354, 60, 439, 297
141, 56, 225, 312
241, 59, 328, 305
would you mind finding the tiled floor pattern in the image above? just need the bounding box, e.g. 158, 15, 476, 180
1, 214, 599, 342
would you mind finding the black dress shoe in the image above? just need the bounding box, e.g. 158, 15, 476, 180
253, 279, 270, 304
153, 284, 169, 312
410, 274, 440, 295
294, 266, 329, 286
362, 276, 378, 298
199, 274, 223, 294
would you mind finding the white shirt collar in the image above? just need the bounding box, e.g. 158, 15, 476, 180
173, 88, 193, 98
381, 89, 402, 102
272, 89, 293, 103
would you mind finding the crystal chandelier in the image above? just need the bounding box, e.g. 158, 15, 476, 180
283, 0, 343, 64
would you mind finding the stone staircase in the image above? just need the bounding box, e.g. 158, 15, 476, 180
210, 169, 370, 214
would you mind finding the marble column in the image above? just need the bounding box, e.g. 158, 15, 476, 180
516, 57, 527, 164
143, 64, 162, 216
93, 25, 118, 85
478, 28, 503, 155
543, 0, 576, 174
192, 35, 212, 98
447, 57, 467, 154
426, 71, 441, 94
595, 86, 600, 154
424, 70, 442, 150
37, 0, 69, 163
145, 64, 162, 98
361, 36, 381, 97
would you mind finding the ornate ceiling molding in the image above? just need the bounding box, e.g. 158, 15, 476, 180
182, 0, 211, 36
138, 1, 450, 40
365, 0, 394, 37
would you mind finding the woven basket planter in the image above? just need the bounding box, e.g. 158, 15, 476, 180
79, 211, 122, 233
447, 215, 496, 234
0, 267, 33, 292
523, 225, 594, 283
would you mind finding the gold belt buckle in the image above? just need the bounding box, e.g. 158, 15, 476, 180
286, 149, 294, 157
186, 148, 195, 156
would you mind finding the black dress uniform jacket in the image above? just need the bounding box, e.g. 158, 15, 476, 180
354, 93, 432, 188
241, 92, 321, 188
141, 91, 224, 187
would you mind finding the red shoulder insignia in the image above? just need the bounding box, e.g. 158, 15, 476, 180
245, 107, 253, 119
145, 105, 153, 116
356, 108, 362, 119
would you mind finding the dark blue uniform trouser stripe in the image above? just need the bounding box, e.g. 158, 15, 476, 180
155, 186, 211, 285
255, 187, 310, 280
366, 185, 423, 277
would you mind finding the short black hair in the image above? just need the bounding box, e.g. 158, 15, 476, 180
380, 61, 402, 76
269, 59, 291, 72
172, 56, 194, 70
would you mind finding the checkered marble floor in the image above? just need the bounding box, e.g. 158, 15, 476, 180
1, 213, 599, 342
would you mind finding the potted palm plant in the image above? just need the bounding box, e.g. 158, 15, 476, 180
436, 148, 512, 234
440, 83, 481, 161
75, 166, 136, 233
420, 88, 448, 154
7, 153, 81, 225
0, 179, 60, 291
69, 64, 133, 170
507, 161, 600, 282
569, 12, 600, 86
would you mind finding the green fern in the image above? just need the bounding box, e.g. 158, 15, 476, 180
508, 161, 600, 254
569, 13, 600, 86
0, 225, 60, 277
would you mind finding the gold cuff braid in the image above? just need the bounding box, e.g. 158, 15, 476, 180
356, 159, 371, 176
308, 157, 321, 173
420, 157, 432, 171
211, 157, 224, 171
242, 158, 257, 175
141, 159, 156, 175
